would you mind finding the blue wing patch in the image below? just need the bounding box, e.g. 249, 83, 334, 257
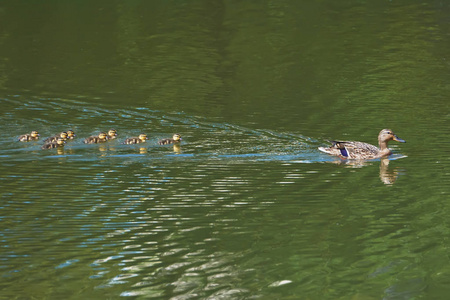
340, 147, 349, 157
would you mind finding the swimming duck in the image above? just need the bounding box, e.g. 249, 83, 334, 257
318, 129, 405, 160
66, 130, 76, 139
158, 133, 182, 145
106, 129, 118, 140
44, 132, 68, 143
42, 138, 65, 150
18, 131, 40, 142
84, 132, 108, 144
123, 134, 148, 144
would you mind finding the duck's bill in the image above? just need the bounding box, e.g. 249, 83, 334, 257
393, 135, 406, 143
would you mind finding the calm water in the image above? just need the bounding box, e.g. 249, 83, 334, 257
1, 1, 449, 299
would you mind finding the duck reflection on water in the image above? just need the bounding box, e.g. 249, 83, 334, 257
327, 157, 404, 185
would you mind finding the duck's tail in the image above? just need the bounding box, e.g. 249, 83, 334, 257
318, 146, 343, 157
318, 147, 330, 154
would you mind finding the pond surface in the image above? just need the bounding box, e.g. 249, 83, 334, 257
1, 1, 449, 299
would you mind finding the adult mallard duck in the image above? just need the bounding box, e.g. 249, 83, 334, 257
84, 132, 108, 144
44, 132, 68, 143
123, 133, 148, 144
158, 133, 182, 145
106, 129, 118, 140
42, 138, 65, 150
318, 129, 405, 160
18, 131, 40, 142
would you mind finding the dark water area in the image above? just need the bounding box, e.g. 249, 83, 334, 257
1, 1, 449, 299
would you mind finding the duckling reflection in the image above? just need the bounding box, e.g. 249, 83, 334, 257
173, 143, 181, 154
18, 130, 40, 142
56, 147, 65, 155
139, 147, 147, 154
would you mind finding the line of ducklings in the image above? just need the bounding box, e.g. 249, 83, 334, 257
18, 129, 182, 150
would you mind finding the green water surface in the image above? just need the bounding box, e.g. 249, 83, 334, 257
0, 1, 449, 299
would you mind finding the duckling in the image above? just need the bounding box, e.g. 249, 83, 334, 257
43, 132, 68, 144
18, 131, 40, 142
42, 138, 65, 150
158, 133, 182, 145
318, 129, 406, 160
106, 129, 118, 140
123, 134, 148, 145
84, 132, 108, 144
66, 130, 76, 139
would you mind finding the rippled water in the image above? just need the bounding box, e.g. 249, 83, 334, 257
0, 95, 431, 299
1, 1, 450, 299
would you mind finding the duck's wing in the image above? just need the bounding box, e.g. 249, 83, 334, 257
123, 137, 138, 144
158, 138, 173, 145
336, 141, 379, 158
319, 140, 379, 158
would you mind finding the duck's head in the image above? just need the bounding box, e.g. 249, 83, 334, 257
378, 129, 406, 144
56, 138, 66, 146
31, 131, 40, 138
99, 132, 108, 139
108, 129, 117, 138
60, 132, 68, 139
173, 133, 182, 141
139, 134, 148, 141
67, 130, 76, 138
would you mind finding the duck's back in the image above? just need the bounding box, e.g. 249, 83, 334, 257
84, 136, 102, 144
334, 141, 380, 158
123, 137, 142, 144
158, 138, 173, 145
44, 135, 59, 143
18, 134, 31, 142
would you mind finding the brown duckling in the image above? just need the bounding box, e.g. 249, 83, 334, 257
42, 138, 65, 150
106, 129, 118, 140
18, 131, 40, 142
123, 134, 148, 145
66, 130, 76, 139
44, 132, 68, 143
158, 133, 182, 145
84, 132, 108, 144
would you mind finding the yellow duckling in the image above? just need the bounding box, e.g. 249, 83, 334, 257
123, 134, 148, 144
106, 129, 118, 140
44, 132, 68, 144
318, 129, 406, 160
18, 131, 40, 142
42, 138, 65, 150
158, 133, 182, 145
66, 130, 76, 139
84, 132, 108, 144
